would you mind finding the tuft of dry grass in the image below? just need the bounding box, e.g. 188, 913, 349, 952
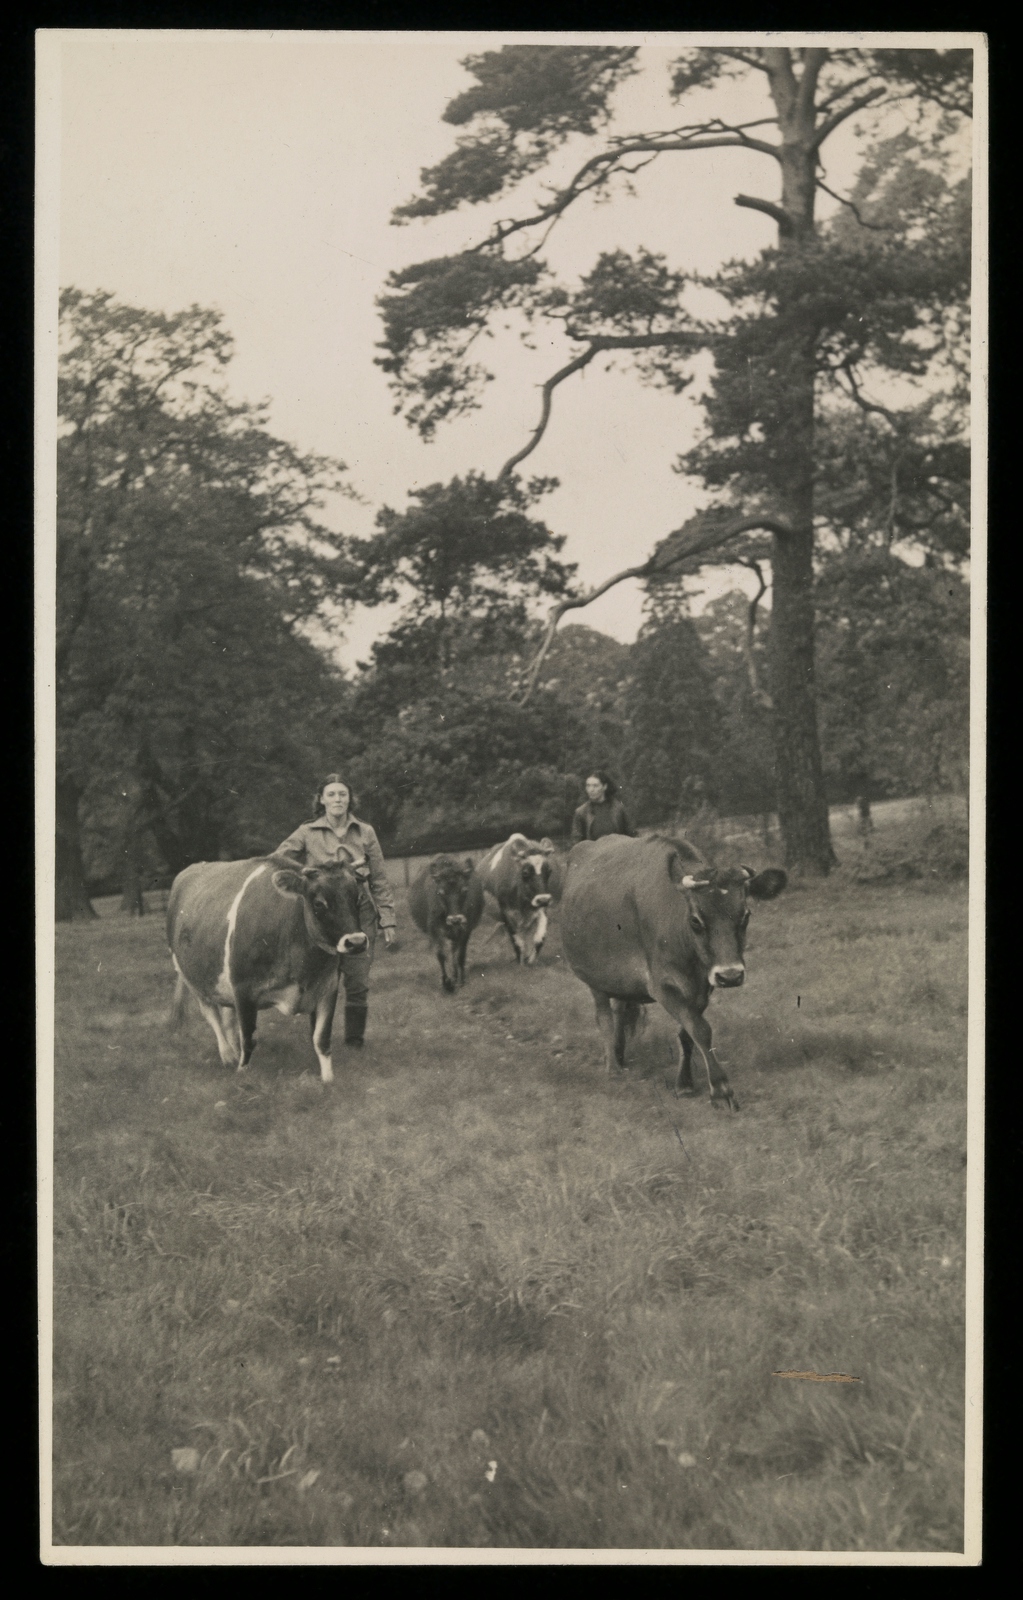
50, 850, 968, 1551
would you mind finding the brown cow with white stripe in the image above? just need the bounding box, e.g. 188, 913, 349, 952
167, 856, 368, 1083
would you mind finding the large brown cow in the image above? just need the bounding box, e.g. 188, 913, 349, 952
167, 856, 368, 1084
560, 834, 786, 1111
477, 833, 559, 965
408, 855, 485, 991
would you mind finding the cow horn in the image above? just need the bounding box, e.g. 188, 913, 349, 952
540, 838, 555, 854
739, 864, 755, 879
681, 875, 711, 890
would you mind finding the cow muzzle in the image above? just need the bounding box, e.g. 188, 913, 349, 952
711, 964, 745, 988
445, 914, 468, 930
337, 932, 368, 954
531, 894, 552, 908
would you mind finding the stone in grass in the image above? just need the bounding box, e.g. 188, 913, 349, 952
403, 1470, 429, 1496
171, 1448, 201, 1474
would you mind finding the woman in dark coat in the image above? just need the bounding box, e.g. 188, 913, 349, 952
570, 770, 635, 844
275, 774, 396, 1048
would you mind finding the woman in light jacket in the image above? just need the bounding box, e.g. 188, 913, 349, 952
275, 774, 396, 1049
570, 770, 635, 845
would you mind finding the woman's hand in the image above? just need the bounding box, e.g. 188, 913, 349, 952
382, 927, 397, 948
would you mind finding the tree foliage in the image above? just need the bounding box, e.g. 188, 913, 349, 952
815, 550, 970, 801
375, 44, 973, 872
56, 289, 351, 916
346, 472, 575, 662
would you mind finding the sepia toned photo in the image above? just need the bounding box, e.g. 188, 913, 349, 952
36, 30, 984, 1565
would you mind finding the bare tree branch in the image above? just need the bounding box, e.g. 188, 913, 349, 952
718, 48, 770, 74
472, 122, 783, 256
809, 87, 887, 151
515, 513, 792, 705
814, 74, 872, 114
837, 360, 902, 427
734, 193, 794, 232
497, 330, 705, 482
815, 177, 889, 231
497, 347, 600, 480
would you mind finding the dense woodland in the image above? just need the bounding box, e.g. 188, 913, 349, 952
54, 45, 972, 918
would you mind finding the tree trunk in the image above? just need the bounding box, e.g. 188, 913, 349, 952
119, 821, 146, 915
769, 523, 836, 873
55, 777, 97, 921
763, 62, 838, 875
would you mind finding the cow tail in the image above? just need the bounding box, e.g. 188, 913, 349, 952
169, 973, 188, 1029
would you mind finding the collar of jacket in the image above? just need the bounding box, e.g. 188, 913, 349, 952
310, 814, 366, 835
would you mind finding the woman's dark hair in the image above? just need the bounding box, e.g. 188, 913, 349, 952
312, 773, 358, 818
587, 770, 618, 801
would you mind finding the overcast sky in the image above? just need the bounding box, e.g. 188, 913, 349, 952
50, 30, 894, 665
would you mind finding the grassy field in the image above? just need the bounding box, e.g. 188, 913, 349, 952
49, 813, 969, 1551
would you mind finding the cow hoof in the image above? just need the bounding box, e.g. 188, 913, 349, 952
442, 979, 455, 994
711, 1092, 740, 1114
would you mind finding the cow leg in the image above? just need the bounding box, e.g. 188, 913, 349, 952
218, 1005, 245, 1061
311, 982, 339, 1084
193, 998, 238, 1068
523, 909, 548, 967
590, 988, 623, 1073
504, 920, 524, 963
437, 940, 455, 993
657, 988, 739, 1112
676, 1028, 696, 1095
612, 1000, 643, 1070
457, 934, 469, 986
234, 997, 259, 1070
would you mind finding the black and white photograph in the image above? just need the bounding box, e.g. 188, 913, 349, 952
36, 30, 984, 1564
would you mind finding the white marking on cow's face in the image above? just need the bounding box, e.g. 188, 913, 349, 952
709, 963, 745, 988
337, 932, 368, 954
215, 864, 269, 1010
526, 854, 545, 878
531, 893, 552, 908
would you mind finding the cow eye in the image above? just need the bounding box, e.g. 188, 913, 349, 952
313, 896, 329, 911
690, 915, 705, 933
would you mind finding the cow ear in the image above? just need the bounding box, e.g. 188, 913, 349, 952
429, 859, 446, 880
747, 868, 787, 900
463, 858, 475, 875
539, 838, 555, 854
271, 868, 306, 899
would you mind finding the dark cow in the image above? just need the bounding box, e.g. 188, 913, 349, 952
167, 855, 368, 1084
408, 855, 485, 992
478, 833, 559, 965
560, 834, 787, 1111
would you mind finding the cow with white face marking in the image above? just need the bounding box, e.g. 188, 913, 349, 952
166, 855, 368, 1084
561, 834, 787, 1111
477, 833, 559, 966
